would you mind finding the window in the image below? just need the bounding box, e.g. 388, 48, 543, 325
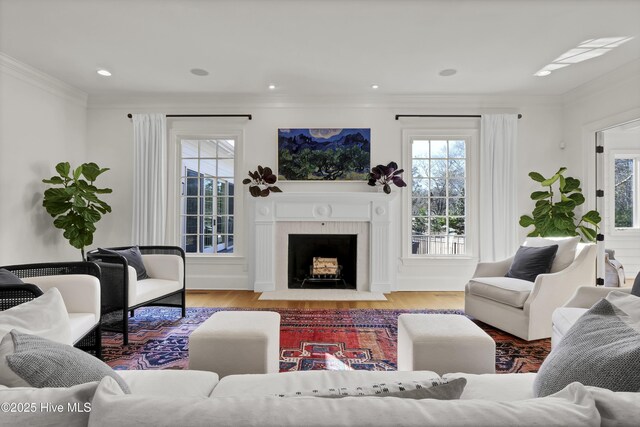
614, 154, 639, 229
179, 139, 235, 254
410, 138, 467, 255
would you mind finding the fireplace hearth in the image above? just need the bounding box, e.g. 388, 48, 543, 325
288, 234, 357, 289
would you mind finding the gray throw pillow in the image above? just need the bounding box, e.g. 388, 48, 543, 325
0, 268, 24, 284
533, 296, 640, 397
631, 271, 640, 297
6, 330, 130, 393
317, 378, 467, 400
98, 246, 149, 280
505, 245, 558, 282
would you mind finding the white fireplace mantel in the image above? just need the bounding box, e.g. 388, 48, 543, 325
253, 192, 395, 293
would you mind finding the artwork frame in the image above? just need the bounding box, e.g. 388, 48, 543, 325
278, 128, 371, 181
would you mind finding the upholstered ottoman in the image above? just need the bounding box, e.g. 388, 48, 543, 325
397, 314, 495, 375
188, 311, 280, 378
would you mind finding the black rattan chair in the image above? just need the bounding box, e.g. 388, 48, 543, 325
0, 262, 102, 358
86, 246, 186, 345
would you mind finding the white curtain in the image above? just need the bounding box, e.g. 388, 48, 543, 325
132, 113, 167, 245
479, 114, 519, 261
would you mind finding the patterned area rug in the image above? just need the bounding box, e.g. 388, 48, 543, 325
102, 307, 550, 373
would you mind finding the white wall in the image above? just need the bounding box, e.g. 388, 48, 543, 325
86, 95, 565, 290
0, 54, 88, 264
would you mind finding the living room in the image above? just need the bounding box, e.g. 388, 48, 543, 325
1, 0, 640, 425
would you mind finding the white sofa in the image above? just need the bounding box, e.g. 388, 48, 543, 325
1, 369, 638, 426
552, 286, 633, 348
465, 242, 596, 341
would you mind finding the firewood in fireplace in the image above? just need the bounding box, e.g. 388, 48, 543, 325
312, 257, 339, 276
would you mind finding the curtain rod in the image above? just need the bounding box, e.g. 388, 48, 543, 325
395, 114, 522, 120
127, 114, 252, 120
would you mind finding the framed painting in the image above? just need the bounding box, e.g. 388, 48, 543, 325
278, 128, 371, 181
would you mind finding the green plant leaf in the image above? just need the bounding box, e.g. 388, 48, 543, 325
533, 202, 552, 217
581, 210, 601, 226
528, 172, 546, 182
531, 191, 551, 200
55, 162, 70, 177
579, 226, 597, 242
94, 188, 112, 194
73, 165, 83, 180
519, 215, 535, 227
559, 175, 566, 192
567, 193, 585, 206
555, 167, 567, 175
562, 177, 580, 193
541, 174, 560, 186
42, 176, 64, 185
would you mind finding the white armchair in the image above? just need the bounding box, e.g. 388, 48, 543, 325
465, 242, 597, 341
0, 262, 102, 357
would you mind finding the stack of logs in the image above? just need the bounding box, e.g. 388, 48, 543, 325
312, 257, 339, 276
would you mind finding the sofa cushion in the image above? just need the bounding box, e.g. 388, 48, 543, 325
0, 287, 71, 345
467, 277, 534, 308
442, 372, 536, 401
99, 246, 149, 280
585, 386, 640, 427
211, 370, 442, 397
0, 381, 97, 427
551, 307, 588, 338
3, 330, 131, 393
505, 245, 558, 282
0, 269, 23, 284
524, 236, 580, 273
117, 369, 219, 398
534, 291, 640, 397
68, 313, 98, 343
313, 378, 467, 400
133, 278, 182, 306
89, 377, 600, 427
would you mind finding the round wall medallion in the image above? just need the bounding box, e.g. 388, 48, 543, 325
375, 206, 386, 215
314, 205, 331, 217
259, 206, 270, 216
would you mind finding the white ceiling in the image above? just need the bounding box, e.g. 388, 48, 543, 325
1, 0, 639, 98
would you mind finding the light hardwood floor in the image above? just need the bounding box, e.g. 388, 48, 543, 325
186, 290, 465, 310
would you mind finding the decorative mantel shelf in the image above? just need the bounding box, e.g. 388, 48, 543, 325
253, 192, 395, 293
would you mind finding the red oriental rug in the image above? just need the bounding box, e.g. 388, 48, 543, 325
102, 307, 550, 373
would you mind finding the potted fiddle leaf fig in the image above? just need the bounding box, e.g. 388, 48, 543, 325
519, 167, 601, 241
243, 165, 282, 197
42, 162, 112, 260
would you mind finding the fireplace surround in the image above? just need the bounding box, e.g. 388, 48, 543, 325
253, 192, 394, 293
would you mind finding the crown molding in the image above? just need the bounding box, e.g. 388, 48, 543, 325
0, 52, 88, 107
562, 58, 640, 106
88, 92, 561, 111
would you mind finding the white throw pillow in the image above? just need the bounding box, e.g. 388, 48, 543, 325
0, 288, 71, 345
524, 236, 580, 273
606, 291, 640, 329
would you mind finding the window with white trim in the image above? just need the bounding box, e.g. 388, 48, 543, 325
179, 138, 235, 254
410, 138, 467, 255
613, 154, 639, 229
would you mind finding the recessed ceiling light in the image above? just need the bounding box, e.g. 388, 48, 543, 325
190, 68, 209, 76
97, 69, 112, 77
371, 84, 379, 89
268, 84, 276, 90
439, 69, 457, 77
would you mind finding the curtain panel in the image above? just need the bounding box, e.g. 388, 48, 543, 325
132, 113, 167, 245
479, 114, 519, 261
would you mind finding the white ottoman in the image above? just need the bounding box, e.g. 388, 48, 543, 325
188, 311, 280, 378
397, 314, 495, 375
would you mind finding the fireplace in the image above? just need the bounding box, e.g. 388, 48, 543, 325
288, 234, 357, 289
253, 192, 394, 293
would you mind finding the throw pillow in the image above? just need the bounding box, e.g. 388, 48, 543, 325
275, 378, 450, 398
505, 245, 558, 282
631, 271, 640, 297
316, 378, 466, 400
524, 236, 580, 273
0, 287, 71, 345
4, 330, 130, 393
98, 246, 149, 280
533, 291, 640, 397
0, 269, 24, 284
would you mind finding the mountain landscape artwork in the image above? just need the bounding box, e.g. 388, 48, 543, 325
278, 128, 371, 181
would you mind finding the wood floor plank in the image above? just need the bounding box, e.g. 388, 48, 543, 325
186, 290, 465, 310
